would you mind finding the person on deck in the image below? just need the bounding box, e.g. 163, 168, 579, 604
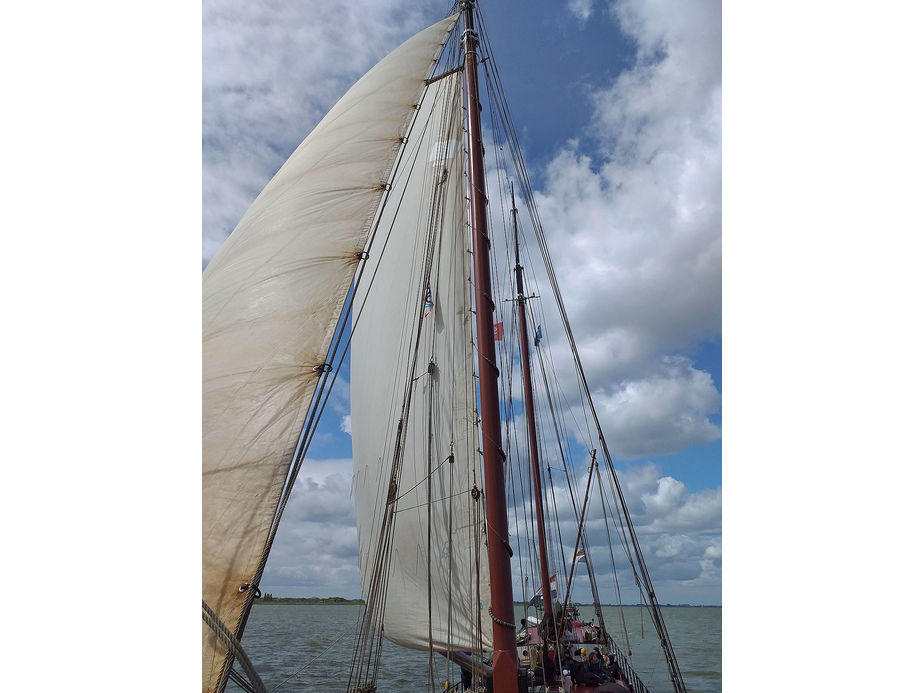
585, 648, 605, 685
563, 649, 585, 686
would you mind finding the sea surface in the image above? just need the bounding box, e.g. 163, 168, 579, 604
236, 604, 720, 693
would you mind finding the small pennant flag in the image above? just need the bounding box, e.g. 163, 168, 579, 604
576, 548, 586, 563
534, 324, 542, 347
528, 574, 558, 607
423, 283, 433, 317
493, 321, 503, 340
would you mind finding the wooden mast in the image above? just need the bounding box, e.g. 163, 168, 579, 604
511, 184, 556, 631
460, 2, 518, 691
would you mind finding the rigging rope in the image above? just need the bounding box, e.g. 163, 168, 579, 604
596, 465, 633, 653
228, 667, 259, 693
474, 8, 687, 690
268, 628, 352, 692
202, 600, 268, 693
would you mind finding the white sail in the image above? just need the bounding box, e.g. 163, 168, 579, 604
351, 66, 492, 653
202, 15, 459, 692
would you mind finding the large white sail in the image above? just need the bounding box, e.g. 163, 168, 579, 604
202, 15, 459, 692
351, 65, 492, 653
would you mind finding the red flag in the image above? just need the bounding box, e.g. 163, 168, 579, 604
493, 322, 503, 340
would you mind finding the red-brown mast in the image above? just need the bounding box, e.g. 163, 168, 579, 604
461, 2, 518, 691
511, 185, 556, 628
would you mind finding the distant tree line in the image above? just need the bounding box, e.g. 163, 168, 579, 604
256, 594, 364, 605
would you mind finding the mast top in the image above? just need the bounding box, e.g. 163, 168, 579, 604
460, 1, 479, 44
511, 182, 525, 298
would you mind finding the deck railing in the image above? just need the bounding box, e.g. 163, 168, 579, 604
609, 646, 651, 693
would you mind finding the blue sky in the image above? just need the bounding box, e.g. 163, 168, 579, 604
202, 0, 722, 606
474, 1, 638, 165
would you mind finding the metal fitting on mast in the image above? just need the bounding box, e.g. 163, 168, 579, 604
461, 27, 479, 44
460, 1, 479, 45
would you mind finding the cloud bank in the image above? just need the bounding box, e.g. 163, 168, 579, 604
512, 462, 721, 605
535, 0, 721, 458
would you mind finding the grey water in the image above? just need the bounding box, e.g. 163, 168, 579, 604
236, 604, 720, 692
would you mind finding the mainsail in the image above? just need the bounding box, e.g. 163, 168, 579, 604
350, 61, 493, 654
202, 15, 459, 692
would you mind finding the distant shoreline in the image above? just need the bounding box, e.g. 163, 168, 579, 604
253, 596, 365, 605
252, 597, 719, 608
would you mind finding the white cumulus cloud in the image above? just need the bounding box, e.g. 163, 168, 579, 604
591, 356, 720, 457
528, 0, 721, 462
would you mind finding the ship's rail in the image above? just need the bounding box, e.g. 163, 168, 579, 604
609, 646, 651, 693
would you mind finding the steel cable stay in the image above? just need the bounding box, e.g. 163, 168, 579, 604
528, 295, 597, 458
469, 9, 688, 691
494, 193, 543, 619
427, 344, 436, 688
595, 465, 634, 654
481, 50, 623, 663
478, 29, 638, 687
